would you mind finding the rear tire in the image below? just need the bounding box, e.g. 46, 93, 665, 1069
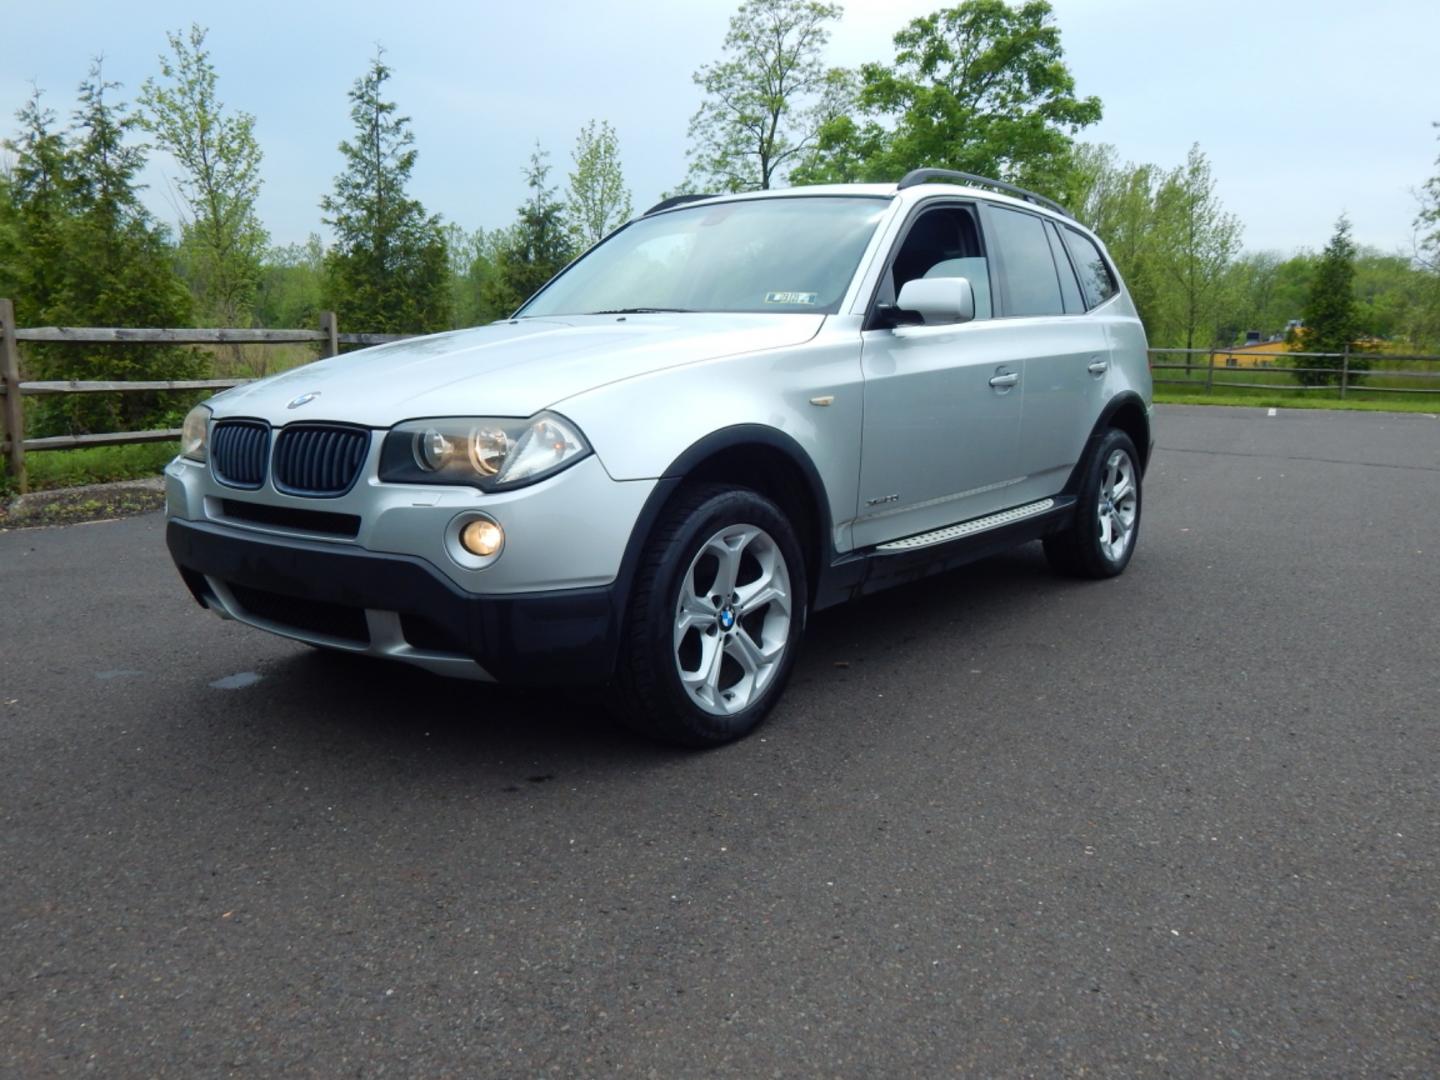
1044, 428, 1142, 579
612, 484, 807, 747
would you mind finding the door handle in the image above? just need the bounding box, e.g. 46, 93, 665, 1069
989, 372, 1020, 388
1087, 360, 1109, 375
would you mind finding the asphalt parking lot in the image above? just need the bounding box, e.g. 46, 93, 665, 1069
2, 404, 1438, 1077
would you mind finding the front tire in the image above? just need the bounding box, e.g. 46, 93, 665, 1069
613, 484, 807, 747
1044, 428, 1142, 579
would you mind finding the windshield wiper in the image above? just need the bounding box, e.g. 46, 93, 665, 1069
586, 307, 692, 315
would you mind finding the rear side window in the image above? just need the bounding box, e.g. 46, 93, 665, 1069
1061, 227, 1118, 309
986, 206, 1063, 317
1044, 221, 1085, 315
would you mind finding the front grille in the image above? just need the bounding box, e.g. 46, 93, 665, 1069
226, 582, 371, 644
211, 420, 270, 489
218, 499, 361, 538
272, 425, 369, 497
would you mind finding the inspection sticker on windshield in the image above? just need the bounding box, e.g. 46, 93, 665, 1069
765, 291, 818, 305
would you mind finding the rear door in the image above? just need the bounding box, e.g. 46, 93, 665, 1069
979, 203, 1112, 504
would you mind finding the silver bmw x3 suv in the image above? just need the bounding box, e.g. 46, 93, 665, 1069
166, 170, 1153, 746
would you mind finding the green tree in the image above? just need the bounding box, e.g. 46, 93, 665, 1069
1353, 249, 1435, 345
565, 120, 633, 249
1294, 215, 1359, 386
794, 0, 1101, 192
442, 222, 507, 327
1152, 144, 1242, 351
0, 171, 18, 302
18, 64, 199, 436
254, 235, 325, 330
321, 50, 450, 334
483, 148, 574, 316
686, 0, 844, 191
1216, 250, 1284, 344
1415, 124, 1440, 347
1067, 144, 1169, 340
4, 87, 71, 326
139, 24, 268, 328
1416, 122, 1440, 272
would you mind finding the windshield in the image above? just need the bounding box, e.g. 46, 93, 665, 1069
517, 196, 890, 317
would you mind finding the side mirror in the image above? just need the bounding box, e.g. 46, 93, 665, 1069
893, 277, 976, 326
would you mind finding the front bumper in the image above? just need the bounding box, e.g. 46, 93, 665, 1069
168, 518, 621, 685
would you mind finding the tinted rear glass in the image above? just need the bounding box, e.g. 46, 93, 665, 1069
1061, 227, 1119, 309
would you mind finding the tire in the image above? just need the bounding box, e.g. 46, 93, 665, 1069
612, 483, 808, 747
1043, 428, 1142, 579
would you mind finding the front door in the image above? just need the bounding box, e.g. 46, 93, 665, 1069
855, 323, 1027, 548
853, 203, 1026, 549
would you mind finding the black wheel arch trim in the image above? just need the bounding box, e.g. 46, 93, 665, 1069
1062, 392, 1152, 495
610, 424, 837, 630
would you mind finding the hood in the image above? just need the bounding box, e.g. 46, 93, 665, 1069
207, 313, 825, 427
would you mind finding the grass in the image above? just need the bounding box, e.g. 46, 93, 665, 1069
1154, 390, 1440, 414
6, 441, 178, 494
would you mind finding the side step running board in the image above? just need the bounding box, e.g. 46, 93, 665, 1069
875, 499, 1056, 553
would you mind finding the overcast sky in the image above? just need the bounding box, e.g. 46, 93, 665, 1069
5, 0, 1437, 257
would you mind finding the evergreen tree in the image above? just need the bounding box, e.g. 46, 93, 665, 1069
321, 50, 450, 334
4, 87, 71, 326
483, 148, 574, 317
0, 173, 18, 302
140, 24, 268, 328
9, 65, 199, 436
1294, 215, 1361, 386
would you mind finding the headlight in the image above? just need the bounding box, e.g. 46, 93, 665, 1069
180, 405, 211, 461
379, 412, 591, 490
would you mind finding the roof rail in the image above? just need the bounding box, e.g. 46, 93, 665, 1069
644, 193, 717, 216
896, 168, 1072, 219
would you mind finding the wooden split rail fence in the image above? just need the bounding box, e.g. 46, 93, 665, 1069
1148, 346, 1440, 397
7, 296, 1440, 495
0, 299, 410, 493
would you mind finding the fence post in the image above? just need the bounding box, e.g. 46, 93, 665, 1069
1339, 344, 1350, 400
1205, 349, 1215, 394
1, 299, 27, 495
319, 311, 339, 359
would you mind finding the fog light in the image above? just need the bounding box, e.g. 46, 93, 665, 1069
459, 518, 504, 557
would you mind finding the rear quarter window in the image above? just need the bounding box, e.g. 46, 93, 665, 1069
1061, 227, 1119, 310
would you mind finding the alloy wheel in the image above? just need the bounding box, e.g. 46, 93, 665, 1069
672, 524, 793, 716
1097, 447, 1138, 563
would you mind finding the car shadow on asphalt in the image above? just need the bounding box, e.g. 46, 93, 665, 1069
192, 544, 1070, 773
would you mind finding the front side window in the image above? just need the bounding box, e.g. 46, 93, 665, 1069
986, 205, 1064, 317
518, 197, 890, 317
884, 205, 993, 320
